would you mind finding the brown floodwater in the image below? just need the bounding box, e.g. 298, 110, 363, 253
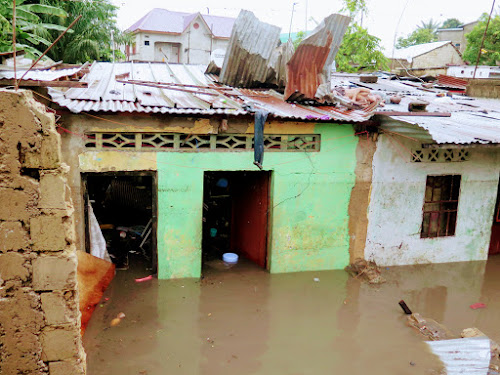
83, 256, 500, 375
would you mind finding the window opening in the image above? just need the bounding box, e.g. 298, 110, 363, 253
421, 175, 461, 238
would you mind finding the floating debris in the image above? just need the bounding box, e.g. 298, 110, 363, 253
345, 258, 385, 284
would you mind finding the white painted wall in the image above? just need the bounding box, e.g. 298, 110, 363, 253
129, 15, 230, 64
365, 134, 500, 266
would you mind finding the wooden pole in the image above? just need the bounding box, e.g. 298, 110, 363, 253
19, 15, 82, 82
13, 0, 17, 90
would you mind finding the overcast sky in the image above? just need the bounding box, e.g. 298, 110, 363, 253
112, 0, 495, 53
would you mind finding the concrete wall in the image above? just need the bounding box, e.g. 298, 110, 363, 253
412, 43, 464, 69
365, 134, 500, 266
0, 90, 85, 374
60, 115, 360, 279
130, 14, 229, 64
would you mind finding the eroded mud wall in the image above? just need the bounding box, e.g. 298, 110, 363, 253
0, 89, 85, 374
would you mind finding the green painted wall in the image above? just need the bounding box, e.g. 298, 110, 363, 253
157, 124, 358, 279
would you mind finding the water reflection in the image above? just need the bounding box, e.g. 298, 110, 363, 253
84, 257, 499, 375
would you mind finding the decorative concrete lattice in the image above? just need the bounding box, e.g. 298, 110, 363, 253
84, 133, 321, 152
411, 148, 470, 163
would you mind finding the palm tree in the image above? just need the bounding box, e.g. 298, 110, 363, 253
418, 19, 441, 36
0, 0, 68, 57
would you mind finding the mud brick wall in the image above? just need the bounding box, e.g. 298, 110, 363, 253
0, 89, 85, 375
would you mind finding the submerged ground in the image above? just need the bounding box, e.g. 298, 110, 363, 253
84, 257, 500, 375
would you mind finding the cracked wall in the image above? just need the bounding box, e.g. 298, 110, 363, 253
0, 89, 85, 375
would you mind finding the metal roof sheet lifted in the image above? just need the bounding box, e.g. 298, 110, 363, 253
48, 62, 377, 122
0, 66, 84, 82
285, 13, 350, 101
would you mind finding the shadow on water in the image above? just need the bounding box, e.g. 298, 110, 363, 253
84, 257, 500, 375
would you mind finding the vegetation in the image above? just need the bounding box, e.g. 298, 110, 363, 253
0, 0, 68, 57
39, 0, 132, 63
441, 18, 462, 29
396, 28, 437, 48
463, 13, 500, 66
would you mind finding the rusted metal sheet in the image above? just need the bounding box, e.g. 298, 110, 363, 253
436, 74, 468, 90
267, 39, 294, 88
284, 14, 350, 101
0, 66, 84, 81
219, 10, 281, 88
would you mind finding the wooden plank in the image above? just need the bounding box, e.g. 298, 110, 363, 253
0, 79, 87, 87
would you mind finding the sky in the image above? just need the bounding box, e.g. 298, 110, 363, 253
112, 0, 496, 54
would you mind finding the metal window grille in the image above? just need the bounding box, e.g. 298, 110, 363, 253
411, 149, 470, 163
421, 175, 461, 238
84, 133, 321, 152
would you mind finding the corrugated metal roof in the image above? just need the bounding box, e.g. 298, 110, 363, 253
48, 62, 377, 122
391, 41, 452, 63
381, 112, 500, 144
436, 74, 468, 90
0, 67, 83, 82
284, 14, 350, 101
426, 337, 491, 375
219, 10, 282, 88
127, 8, 235, 38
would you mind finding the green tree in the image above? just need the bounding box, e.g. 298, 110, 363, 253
40, 0, 130, 63
463, 14, 500, 65
418, 18, 441, 34
336, 23, 388, 72
441, 18, 462, 29
0, 0, 68, 57
396, 28, 437, 48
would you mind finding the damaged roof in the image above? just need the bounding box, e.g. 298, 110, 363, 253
48, 62, 377, 122
127, 8, 235, 38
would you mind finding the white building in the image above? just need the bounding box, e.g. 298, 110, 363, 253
126, 9, 235, 65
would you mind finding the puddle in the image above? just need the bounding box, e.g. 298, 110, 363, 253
83, 256, 500, 375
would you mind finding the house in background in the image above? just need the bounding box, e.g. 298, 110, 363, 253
437, 21, 478, 53
389, 41, 464, 77
126, 8, 235, 64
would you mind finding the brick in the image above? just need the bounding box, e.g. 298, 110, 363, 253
40, 328, 79, 361
32, 255, 77, 291
30, 215, 67, 251
0, 252, 29, 281
23, 131, 61, 169
0, 188, 31, 221
39, 172, 67, 210
41, 293, 75, 325
0, 221, 29, 252
49, 360, 85, 375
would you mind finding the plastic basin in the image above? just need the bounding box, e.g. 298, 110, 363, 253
223, 253, 239, 264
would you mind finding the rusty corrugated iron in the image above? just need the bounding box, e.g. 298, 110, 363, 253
219, 10, 281, 88
436, 74, 468, 90
284, 14, 350, 102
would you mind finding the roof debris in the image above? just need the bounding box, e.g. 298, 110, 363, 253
284, 13, 350, 102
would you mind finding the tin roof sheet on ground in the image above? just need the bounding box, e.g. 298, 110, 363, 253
48, 62, 377, 122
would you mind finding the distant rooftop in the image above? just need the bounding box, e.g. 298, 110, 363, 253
127, 8, 235, 38
391, 41, 453, 62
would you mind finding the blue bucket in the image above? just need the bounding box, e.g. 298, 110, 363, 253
223, 253, 239, 264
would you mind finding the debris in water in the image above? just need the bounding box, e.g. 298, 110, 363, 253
313, 277, 320, 282
469, 302, 486, 309
135, 275, 153, 283
345, 258, 385, 284
398, 300, 413, 315
110, 312, 126, 327
407, 313, 456, 341
461, 327, 500, 371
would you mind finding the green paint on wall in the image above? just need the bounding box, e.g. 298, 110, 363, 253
157, 124, 358, 279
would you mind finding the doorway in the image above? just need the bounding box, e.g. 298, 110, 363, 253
202, 171, 271, 269
82, 172, 157, 273
489, 176, 500, 256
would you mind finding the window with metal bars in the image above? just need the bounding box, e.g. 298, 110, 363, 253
421, 175, 461, 238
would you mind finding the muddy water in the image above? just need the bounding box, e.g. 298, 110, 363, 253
84, 257, 500, 375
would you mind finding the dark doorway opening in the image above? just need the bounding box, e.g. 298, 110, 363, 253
82, 172, 157, 273
489, 175, 500, 256
202, 171, 271, 270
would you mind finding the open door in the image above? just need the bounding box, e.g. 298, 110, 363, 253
231, 172, 270, 268
489, 176, 500, 256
